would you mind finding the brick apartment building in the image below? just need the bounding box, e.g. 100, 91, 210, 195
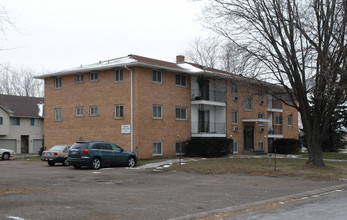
37, 55, 298, 158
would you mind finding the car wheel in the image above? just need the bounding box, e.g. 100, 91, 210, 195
2, 153, 10, 160
127, 157, 136, 168
48, 161, 55, 166
63, 158, 69, 166
73, 164, 81, 169
92, 158, 101, 169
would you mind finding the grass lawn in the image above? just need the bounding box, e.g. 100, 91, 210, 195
167, 156, 347, 180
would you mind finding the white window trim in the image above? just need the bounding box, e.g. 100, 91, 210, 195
90, 72, 98, 82
288, 116, 293, 126
152, 70, 162, 84
115, 69, 124, 83
153, 105, 163, 119
258, 141, 264, 151
275, 116, 282, 125
175, 107, 187, 120
244, 97, 253, 111
115, 104, 124, 119
76, 107, 84, 117
153, 141, 163, 156
233, 141, 238, 153
175, 74, 187, 87
54, 108, 62, 121
232, 110, 238, 124
76, 74, 84, 83
90, 106, 98, 116
55, 77, 62, 89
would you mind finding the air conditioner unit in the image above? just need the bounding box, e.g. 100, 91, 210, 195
233, 126, 239, 132
259, 127, 265, 133
260, 100, 264, 105
233, 96, 239, 101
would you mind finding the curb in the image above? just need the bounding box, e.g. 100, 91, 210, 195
168, 183, 347, 220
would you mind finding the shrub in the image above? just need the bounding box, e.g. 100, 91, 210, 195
186, 137, 233, 157
273, 138, 300, 154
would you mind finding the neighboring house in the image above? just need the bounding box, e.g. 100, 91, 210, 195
0, 94, 44, 154
36, 54, 298, 158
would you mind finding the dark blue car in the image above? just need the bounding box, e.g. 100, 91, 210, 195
67, 141, 137, 169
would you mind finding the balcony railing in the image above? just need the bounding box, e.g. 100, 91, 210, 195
268, 126, 283, 135
191, 122, 226, 134
191, 89, 226, 102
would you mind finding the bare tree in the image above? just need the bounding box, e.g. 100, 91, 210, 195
0, 64, 43, 97
202, 0, 346, 167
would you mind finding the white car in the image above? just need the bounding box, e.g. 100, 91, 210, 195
0, 148, 16, 160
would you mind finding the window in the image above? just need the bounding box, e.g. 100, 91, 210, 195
258, 141, 264, 151
153, 142, 162, 156
115, 105, 124, 119
90, 106, 98, 116
55, 77, 62, 89
152, 70, 162, 83
30, 118, 39, 126
288, 116, 293, 126
0, 117, 3, 125
115, 69, 123, 82
244, 97, 252, 110
275, 115, 282, 125
175, 74, 187, 86
153, 105, 162, 119
175, 107, 187, 120
90, 72, 98, 81
11, 117, 20, 125
76, 74, 84, 83
231, 83, 238, 94
233, 141, 238, 153
258, 112, 264, 126
54, 108, 62, 121
76, 107, 84, 117
176, 141, 186, 155
232, 110, 238, 124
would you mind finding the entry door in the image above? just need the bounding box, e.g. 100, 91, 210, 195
243, 126, 254, 150
21, 135, 29, 153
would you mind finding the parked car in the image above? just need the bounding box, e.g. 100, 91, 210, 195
67, 141, 137, 169
41, 145, 71, 166
0, 148, 15, 160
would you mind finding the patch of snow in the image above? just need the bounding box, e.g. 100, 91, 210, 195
37, 103, 44, 117
7, 217, 25, 220
177, 63, 203, 73
163, 164, 171, 168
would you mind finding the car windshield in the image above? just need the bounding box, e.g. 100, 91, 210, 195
49, 145, 65, 151
71, 142, 89, 150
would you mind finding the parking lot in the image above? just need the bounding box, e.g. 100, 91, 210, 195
0, 160, 345, 220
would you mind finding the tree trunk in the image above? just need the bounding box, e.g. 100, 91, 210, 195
305, 135, 326, 167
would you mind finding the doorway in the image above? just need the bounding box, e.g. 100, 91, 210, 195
21, 135, 29, 153
243, 126, 254, 150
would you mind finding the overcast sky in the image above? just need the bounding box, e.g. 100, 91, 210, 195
0, 0, 209, 73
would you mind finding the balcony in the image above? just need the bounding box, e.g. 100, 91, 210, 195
268, 126, 283, 138
191, 89, 226, 103
191, 122, 226, 137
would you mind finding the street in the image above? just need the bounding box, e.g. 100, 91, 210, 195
1, 160, 346, 219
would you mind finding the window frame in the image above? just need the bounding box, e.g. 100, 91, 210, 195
30, 118, 39, 126
90, 72, 98, 82
258, 141, 264, 151
175, 107, 187, 120
176, 141, 186, 155
55, 77, 62, 89
232, 110, 238, 124
152, 141, 163, 156
115, 69, 124, 83
89, 106, 98, 116
152, 70, 162, 83
115, 104, 124, 119
288, 116, 293, 126
76, 74, 84, 83
175, 74, 187, 87
275, 115, 282, 125
0, 117, 3, 125
231, 83, 238, 94
152, 105, 163, 119
244, 97, 253, 110
76, 107, 84, 117
11, 117, 20, 126
54, 108, 62, 121
233, 141, 238, 153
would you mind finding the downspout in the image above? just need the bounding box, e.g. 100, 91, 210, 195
124, 66, 133, 153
